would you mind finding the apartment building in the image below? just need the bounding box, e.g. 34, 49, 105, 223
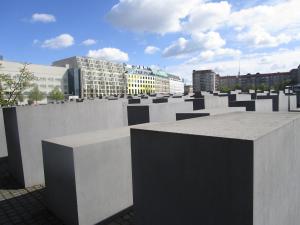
53, 56, 126, 98
219, 65, 300, 90
0, 60, 68, 104
168, 74, 184, 94
151, 69, 170, 94
193, 70, 217, 92
126, 65, 155, 95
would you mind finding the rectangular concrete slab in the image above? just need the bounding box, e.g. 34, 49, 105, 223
3, 100, 128, 187
131, 112, 300, 225
256, 95, 279, 111
42, 126, 134, 225
176, 107, 246, 120
236, 94, 252, 101
279, 94, 297, 111
184, 98, 205, 110
255, 99, 273, 112
0, 108, 7, 158
204, 95, 228, 109
127, 101, 193, 125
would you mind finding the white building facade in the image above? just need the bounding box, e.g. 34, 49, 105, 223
168, 74, 184, 94
0, 60, 68, 104
53, 56, 125, 98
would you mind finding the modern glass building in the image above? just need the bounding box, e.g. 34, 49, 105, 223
53, 56, 126, 98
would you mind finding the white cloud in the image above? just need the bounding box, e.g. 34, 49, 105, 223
82, 39, 97, 46
229, 0, 300, 33
33, 39, 39, 45
107, 0, 233, 35
192, 32, 226, 50
163, 32, 226, 57
237, 25, 291, 48
106, 0, 300, 79
31, 13, 56, 23
186, 48, 241, 63
42, 34, 74, 49
163, 38, 190, 57
166, 48, 300, 82
229, 0, 300, 47
144, 46, 160, 54
87, 48, 129, 62
107, 0, 201, 34
183, 1, 231, 33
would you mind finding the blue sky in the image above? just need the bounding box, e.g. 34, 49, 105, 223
1, 0, 300, 83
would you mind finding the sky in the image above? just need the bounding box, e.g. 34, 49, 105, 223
1, 0, 300, 84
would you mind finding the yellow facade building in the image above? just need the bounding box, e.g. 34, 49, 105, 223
126, 66, 156, 95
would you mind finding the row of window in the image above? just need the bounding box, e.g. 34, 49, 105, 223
128, 84, 155, 88
128, 75, 155, 80
78, 58, 122, 67
128, 80, 154, 84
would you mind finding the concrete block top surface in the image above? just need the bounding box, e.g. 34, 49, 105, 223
43, 123, 154, 148
43, 126, 131, 148
192, 107, 246, 115
127, 101, 188, 107
132, 112, 300, 141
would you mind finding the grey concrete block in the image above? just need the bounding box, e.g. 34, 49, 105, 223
127, 106, 150, 126
127, 102, 193, 125
229, 100, 256, 111
128, 98, 141, 104
184, 98, 205, 110
255, 99, 273, 112
131, 112, 300, 225
256, 95, 279, 111
42, 127, 133, 225
148, 102, 193, 122
176, 113, 209, 120
152, 98, 168, 103
0, 108, 7, 158
279, 94, 297, 111
176, 107, 246, 121
236, 94, 252, 101
204, 95, 228, 109
3, 100, 128, 187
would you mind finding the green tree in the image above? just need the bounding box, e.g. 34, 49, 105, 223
257, 83, 268, 91
49, 86, 64, 101
273, 79, 292, 91
28, 85, 45, 104
0, 63, 35, 106
219, 86, 231, 93
234, 84, 241, 90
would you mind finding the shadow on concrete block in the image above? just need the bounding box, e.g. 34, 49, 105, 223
127, 106, 150, 126
176, 113, 209, 121
131, 112, 300, 225
184, 98, 205, 110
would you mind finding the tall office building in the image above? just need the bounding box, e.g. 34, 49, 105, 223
193, 70, 217, 92
53, 56, 126, 98
0, 60, 69, 104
